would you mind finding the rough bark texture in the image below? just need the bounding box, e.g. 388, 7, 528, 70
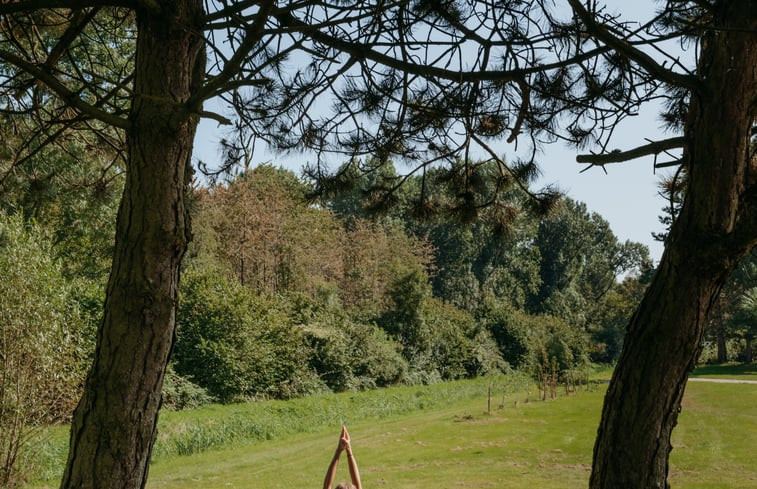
590, 3, 757, 488
60, 2, 205, 488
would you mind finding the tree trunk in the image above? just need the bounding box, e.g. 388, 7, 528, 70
712, 299, 728, 363
590, 4, 757, 488
60, 3, 205, 489
716, 325, 728, 364
746, 337, 754, 364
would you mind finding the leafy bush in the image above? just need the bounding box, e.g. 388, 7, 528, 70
174, 269, 316, 402
161, 365, 214, 410
0, 213, 89, 486
382, 279, 506, 383
478, 300, 532, 369
304, 313, 408, 391
478, 298, 589, 377
530, 314, 590, 374
422, 298, 506, 379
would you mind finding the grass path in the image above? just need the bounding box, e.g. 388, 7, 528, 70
689, 378, 757, 384
147, 388, 604, 489
144, 378, 756, 489
24, 366, 755, 488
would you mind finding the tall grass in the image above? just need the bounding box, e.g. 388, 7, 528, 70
153, 372, 532, 459
27, 372, 533, 485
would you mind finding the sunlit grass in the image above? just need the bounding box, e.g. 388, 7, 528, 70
691, 363, 757, 380
147, 385, 606, 489
24, 366, 756, 489
146, 378, 757, 489
670, 381, 757, 489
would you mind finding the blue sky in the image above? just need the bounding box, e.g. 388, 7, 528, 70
192, 1, 684, 264
192, 105, 672, 264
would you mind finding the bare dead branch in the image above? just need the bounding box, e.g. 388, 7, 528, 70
576, 136, 685, 165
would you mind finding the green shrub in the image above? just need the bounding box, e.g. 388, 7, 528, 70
304, 313, 408, 391
478, 299, 589, 377
0, 213, 89, 487
478, 301, 531, 369
174, 269, 315, 402
530, 314, 590, 374
382, 287, 506, 382
161, 365, 214, 410
421, 298, 506, 380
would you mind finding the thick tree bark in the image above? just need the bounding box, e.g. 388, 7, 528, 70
60, 3, 205, 489
590, 4, 757, 488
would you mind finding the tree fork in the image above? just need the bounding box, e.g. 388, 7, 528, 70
59, 2, 205, 488
589, 3, 757, 488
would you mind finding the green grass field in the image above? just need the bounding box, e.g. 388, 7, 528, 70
25, 366, 756, 489
691, 363, 757, 381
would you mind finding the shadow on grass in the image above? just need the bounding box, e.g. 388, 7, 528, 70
691, 363, 757, 378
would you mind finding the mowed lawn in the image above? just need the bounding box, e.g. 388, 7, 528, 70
144, 376, 756, 489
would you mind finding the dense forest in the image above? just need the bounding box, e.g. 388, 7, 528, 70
2, 155, 754, 447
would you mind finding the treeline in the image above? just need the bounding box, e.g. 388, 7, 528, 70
170, 162, 655, 405
2, 159, 754, 428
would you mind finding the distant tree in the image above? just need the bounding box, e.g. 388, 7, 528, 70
192, 165, 345, 295
321, 158, 406, 221
588, 262, 655, 364
339, 218, 434, 314
415, 208, 543, 312
729, 287, 757, 363
705, 252, 757, 362
530, 199, 649, 327
191, 165, 434, 316
374, 161, 544, 312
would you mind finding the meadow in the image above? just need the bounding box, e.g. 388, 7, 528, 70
25, 367, 756, 489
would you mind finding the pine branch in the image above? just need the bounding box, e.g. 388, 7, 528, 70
576, 136, 685, 165
0, 48, 130, 129
567, 0, 702, 92
187, 0, 275, 108
274, 11, 527, 86
0, 0, 131, 14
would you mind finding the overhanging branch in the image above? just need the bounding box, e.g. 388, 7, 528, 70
275, 11, 527, 85
0, 48, 130, 130
42, 7, 102, 71
0, 0, 131, 14
187, 0, 275, 108
567, 0, 702, 92
576, 136, 685, 165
